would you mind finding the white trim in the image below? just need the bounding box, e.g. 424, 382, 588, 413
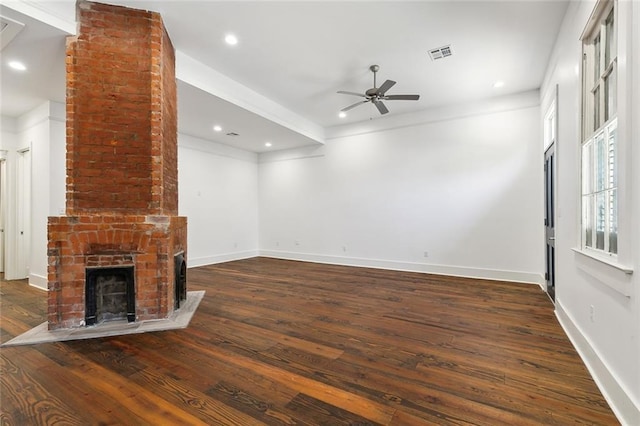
186, 250, 259, 269
258, 144, 326, 164
556, 300, 639, 426
28, 272, 47, 290
572, 247, 633, 274
16, 101, 65, 133
179, 133, 258, 164
258, 250, 544, 286
571, 247, 632, 297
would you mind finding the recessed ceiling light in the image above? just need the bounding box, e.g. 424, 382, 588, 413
265, 142, 272, 147
8, 60, 26, 71
213, 125, 222, 132
338, 112, 347, 118
493, 81, 505, 88
225, 34, 238, 46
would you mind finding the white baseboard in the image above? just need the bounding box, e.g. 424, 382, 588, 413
556, 300, 639, 426
187, 250, 259, 268
258, 250, 544, 285
28, 273, 48, 291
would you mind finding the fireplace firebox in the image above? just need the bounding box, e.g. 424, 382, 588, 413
85, 266, 135, 326
174, 253, 187, 309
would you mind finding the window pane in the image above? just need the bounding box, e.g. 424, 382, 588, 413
584, 195, 593, 248
605, 70, 617, 121
608, 122, 617, 188
582, 141, 593, 195
594, 86, 601, 131
605, 8, 614, 66
595, 133, 606, 191
609, 189, 618, 254
596, 192, 605, 250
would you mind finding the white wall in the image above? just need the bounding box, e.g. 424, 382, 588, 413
0, 117, 19, 277
0, 102, 65, 288
22, 102, 65, 289
178, 133, 259, 267
259, 92, 544, 284
540, 1, 640, 424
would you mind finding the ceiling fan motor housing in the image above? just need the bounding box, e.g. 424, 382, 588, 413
365, 88, 379, 98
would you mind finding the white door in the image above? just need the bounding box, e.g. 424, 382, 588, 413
0, 158, 5, 273
16, 149, 30, 279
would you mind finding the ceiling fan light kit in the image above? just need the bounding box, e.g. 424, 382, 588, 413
338, 64, 420, 115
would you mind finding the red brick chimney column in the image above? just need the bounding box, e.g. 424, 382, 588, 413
66, 0, 178, 214
47, 1, 186, 330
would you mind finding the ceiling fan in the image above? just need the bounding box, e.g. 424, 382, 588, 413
338, 65, 420, 115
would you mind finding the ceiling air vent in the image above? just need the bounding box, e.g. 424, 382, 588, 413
0, 16, 26, 51
428, 45, 452, 61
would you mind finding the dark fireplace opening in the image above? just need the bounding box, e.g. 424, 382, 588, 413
174, 253, 187, 309
85, 266, 135, 326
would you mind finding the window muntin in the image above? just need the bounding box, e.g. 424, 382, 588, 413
581, 0, 617, 256
581, 120, 617, 254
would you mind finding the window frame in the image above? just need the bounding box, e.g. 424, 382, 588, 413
580, 0, 618, 257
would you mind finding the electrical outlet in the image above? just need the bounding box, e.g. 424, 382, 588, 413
295, 240, 300, 246
590, 305, 595, 322
423, 251, 429, 258
342, 246, 347, 252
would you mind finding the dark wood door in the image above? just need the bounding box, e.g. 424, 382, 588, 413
544, 143, 556, 301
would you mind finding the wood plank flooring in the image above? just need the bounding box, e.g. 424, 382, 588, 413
1, 258, 619, 425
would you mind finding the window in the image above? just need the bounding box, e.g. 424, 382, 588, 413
543, 98, 556, 151
581, 1, 617, 255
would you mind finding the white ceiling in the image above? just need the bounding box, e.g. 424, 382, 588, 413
1, 0, 569, 153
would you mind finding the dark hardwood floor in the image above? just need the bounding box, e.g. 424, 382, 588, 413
1, 258, 618, 425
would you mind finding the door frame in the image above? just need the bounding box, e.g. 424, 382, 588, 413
16, 147, 31, 280
543, 85, 558, 302
0, 155, 6, 274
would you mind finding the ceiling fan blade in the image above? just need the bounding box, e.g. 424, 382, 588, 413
377, 79, 396, 95
385, 94, 420, 101
341, 100, 368, 112
374, 100, 389, 115
337, 91, 366, 98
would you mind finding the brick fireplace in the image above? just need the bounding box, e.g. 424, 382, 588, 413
47, 1, 187, 330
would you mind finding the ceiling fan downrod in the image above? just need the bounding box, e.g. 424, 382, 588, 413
370, 64, 379, 89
